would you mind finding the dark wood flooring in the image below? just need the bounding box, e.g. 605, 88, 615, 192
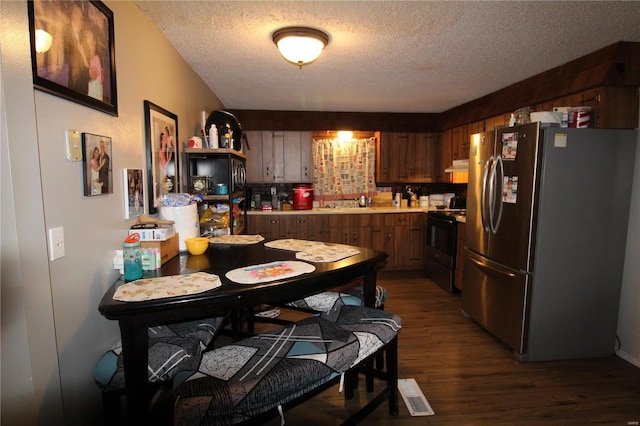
255, 270, 640, 425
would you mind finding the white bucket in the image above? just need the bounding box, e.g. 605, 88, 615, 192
159, 204, 199, 251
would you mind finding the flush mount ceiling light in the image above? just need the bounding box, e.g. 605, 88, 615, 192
272, 27, 329, 69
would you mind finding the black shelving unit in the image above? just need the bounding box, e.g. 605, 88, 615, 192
183, 148, 246, 235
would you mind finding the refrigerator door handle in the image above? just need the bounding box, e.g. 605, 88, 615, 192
489, 156, 505, 235
468, 253, 517, 278
481, 156, 492, 232
487, 156, 497, 232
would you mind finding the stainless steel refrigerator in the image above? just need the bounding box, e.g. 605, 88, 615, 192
462, 123, 637, 361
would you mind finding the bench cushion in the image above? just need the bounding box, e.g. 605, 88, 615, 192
173, 306, 401, 425
149, 317, 225, 349
286, 285, 387, 312
93, 336, 202, 392
93, 318, 223, 392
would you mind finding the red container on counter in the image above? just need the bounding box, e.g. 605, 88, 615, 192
292, 184, 313, 210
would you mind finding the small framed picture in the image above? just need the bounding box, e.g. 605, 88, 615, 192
123, 169, 145, 219
191, 176, 209, 195
82, 133, 112, 196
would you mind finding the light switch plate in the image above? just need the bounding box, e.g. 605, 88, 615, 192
48, 226, 65, 261
65, 129, 82, 161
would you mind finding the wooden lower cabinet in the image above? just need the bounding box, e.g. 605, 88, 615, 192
391, 213, 424, 270
370, 214, 395, 269
280, 215, 313, 240
248, 215, 281, 240
248, 212, 424, 271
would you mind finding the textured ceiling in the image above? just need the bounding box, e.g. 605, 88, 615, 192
136, 1, 640, 113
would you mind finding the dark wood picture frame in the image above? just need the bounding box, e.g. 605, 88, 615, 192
28, 0, 118, 116
82, 132, 112, 196
144, 100, 178, 214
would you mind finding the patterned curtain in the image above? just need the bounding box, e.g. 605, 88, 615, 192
312, 137, 377, 200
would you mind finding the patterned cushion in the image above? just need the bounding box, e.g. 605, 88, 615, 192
93, 318, 224, 392
286, 285, 387, 312
173, 306, 401, 425
149, 317, 225, 349
93, 336, 202, 392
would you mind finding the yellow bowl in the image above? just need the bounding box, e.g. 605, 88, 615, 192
184, 237, 210, 255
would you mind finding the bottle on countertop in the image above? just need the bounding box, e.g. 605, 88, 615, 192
359, 195, 367, 207
281, 194, 292, 210
406, 186, 414, 207
394, 193, 401, 207
209, 124, 219, 149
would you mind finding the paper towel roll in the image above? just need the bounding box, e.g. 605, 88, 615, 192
159, 204, 199, 251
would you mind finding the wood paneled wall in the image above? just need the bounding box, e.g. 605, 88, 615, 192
227, 110, 440, 133
229, 41, 639, 133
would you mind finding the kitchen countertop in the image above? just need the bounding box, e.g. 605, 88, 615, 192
247, 206, 466, 222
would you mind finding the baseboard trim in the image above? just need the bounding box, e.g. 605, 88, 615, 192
615, 349, 640, 368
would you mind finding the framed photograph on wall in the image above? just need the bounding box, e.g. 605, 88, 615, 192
144, 100, 178, 214
82, 133, 112, 196
28, 0, 118, 116
123, 169, 145, 219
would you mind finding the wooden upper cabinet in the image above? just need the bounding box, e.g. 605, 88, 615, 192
388, 133, 411, 181
244, 130, 264, 183
376, 132, 439, 183
413, 133, 438, 182
545, 87, 638, 129
245, 131, 312, 183
438, 129, 453, 183
376, 132, 392, 182
451, 124, 469, 161
468, 120, 485, 135
282, 131, 312, 183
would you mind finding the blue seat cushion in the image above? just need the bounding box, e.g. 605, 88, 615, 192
173, 306, 401, 425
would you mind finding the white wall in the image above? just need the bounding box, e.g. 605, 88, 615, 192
616, 97, 640, 368
1, 1, 222, 424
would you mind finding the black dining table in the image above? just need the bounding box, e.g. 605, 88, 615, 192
98, 239, 387, 424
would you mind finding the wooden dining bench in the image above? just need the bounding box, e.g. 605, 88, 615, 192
173, 305, 401, 425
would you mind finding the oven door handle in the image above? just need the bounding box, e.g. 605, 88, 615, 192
468, 254, 516, 278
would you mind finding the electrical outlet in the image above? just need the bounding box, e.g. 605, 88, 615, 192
65, 129, 82, 161
48, 227, 65, 261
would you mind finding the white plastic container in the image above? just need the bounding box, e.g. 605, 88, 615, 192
159, 204, 199, 251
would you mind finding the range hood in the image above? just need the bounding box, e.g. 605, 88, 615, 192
445, 159, 469, 173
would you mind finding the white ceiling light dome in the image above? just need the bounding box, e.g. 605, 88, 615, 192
272, 26, 329, 69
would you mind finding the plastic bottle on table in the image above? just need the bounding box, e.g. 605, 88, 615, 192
123, 233, 143, 281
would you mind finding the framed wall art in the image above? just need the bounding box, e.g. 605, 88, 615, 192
28, 0, 118, 116
82, 133, 112, 196
144, 100, 178, 214
123, 169, 145, 219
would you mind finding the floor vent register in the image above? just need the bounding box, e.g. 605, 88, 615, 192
398, 378, 435, 416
